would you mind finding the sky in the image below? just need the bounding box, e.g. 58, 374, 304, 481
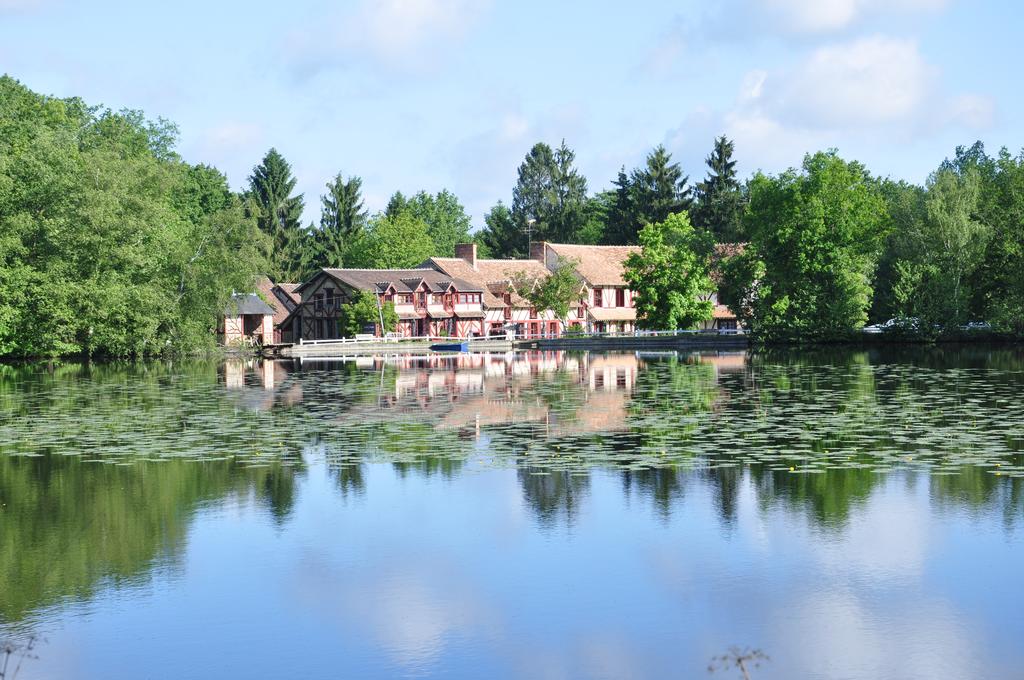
1, 0, 1021, 229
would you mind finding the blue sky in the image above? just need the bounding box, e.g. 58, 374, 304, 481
2, 0, 1021, 228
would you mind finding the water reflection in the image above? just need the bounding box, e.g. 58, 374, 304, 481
1, 348, 1023, 679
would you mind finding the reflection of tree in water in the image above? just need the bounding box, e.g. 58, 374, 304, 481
746, 465, 878, 530
330, 463, 366, 499
517, 467, 591, 529
621, 467, 687, 520
702, 465, 743, 527
0, 455, 296, 625
628, 356, 719, 454
260, 464, 299, 524
929, 460, 1024, 530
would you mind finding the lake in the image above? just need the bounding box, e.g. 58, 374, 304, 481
1, 348, 1022, 679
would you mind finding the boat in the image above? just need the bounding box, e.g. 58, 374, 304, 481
430, 341, 469, 352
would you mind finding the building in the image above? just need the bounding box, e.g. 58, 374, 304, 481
421, 243, 573, 338
530, 242, 640, 334
219, 292, 276, 346
255, 277, 301, 343
284, 267, 487, 341
699, 243, 744, 332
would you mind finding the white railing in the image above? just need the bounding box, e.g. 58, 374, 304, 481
299, 334, 488, 346
297, 327, 745, 346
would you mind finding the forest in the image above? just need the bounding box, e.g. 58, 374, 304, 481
2, 75, 1023, 357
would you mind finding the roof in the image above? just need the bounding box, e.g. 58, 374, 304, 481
298, 268, 484, 296
421, 257, 552, 309
713, 304, 737, 319
588, 306, 637, 322
275, 282, 302, 306
542, 244, 640, 286
224, 293, 275, 316
255, 277, 298, 326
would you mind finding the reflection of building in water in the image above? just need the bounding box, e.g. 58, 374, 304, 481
222, 359, 303, 410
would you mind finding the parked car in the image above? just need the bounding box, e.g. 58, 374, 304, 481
863, 317, 921, 334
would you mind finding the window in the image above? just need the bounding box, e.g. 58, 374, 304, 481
593, 289, 603, 307
616, 289, 625, 307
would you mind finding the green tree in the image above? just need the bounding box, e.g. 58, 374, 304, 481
868, 179, 927, 323
511, 141, 589, 243
346, 211, 436, 269
317, 172, 367, 268
511, 257, 582, 330
245, 148, 305, 281
477, 201, 523, 258
721, 151, 888, 341
692, 135, 745, 242
338, 289, 398, 337
889, 168, 989, 328
0, 76, 266, 358
605, 146, 691, 245
403, 189, 472, 257
624, 212, 715, 329
384, 190, 409, 218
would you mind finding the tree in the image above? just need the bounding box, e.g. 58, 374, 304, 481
605, 146, 691, 245
888, 168, 988, 329
624, 212, 715, 329
476, 202, 523, 258
0, 76, 267, 358
633, 144, 691, 223
692, 135, 745, 242
384, 190, 409, 218
245, 148, 305, 280
403, 189, 472, 257
338, 290, 398, 337
317, 173, 367, 268
720, 151, 888, 341
511, 141, 589, 243
511, 257, 582, 330
346, 211, 436, 269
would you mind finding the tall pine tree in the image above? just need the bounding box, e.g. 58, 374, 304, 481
318, 172, 367, 267
693, 136, 745, 242
605, 145, 691, 244
477, 202, 523, 258
511, 141, 588, 244
246, 148, 305, 281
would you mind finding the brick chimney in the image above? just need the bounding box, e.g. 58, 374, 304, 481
454, 243, 477, 270
530, 241, 546, 263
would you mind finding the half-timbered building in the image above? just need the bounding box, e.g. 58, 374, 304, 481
283, 268, 486, 341
420, 243, 578, 338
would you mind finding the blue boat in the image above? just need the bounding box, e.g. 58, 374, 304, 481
430, 341, 469, 352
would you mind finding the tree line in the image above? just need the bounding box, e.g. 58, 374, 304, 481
623, 146, 1024, 339
3, 73, 1022, 358
247, 133, 746, 283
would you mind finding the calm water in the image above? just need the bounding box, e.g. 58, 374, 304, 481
1, 349, 1023, 679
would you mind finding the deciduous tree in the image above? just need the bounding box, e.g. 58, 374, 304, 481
624, 212, 714, 329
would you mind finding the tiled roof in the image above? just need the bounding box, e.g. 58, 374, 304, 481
421, 257, 551, 309
542, 243, 640, 286
255, 277, 300, 326
713, 304, 737, 320
300, 268, 483, 295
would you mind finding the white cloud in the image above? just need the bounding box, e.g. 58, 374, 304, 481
285, 0, 490, 78
665, 35, 994, 177
777, 36, 935, 127
758, 0, 948, 33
